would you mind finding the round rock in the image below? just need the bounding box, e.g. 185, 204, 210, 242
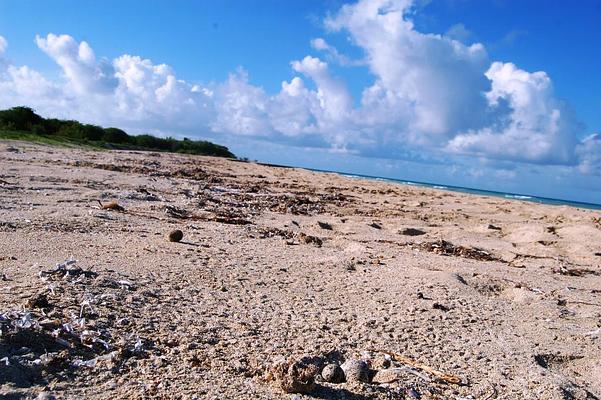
168, 229, 183, 242
341, 359, 370, 383
321, 363, 345, 383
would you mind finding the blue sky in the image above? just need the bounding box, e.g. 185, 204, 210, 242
1, 0, 600, 203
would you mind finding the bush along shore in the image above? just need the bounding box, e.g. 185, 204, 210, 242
0, 106, 235, 158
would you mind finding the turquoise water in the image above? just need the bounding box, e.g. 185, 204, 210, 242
310, 169, 601, 211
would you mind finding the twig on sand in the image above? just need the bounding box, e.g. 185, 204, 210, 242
97, 200, 125, 212
368, 349, 462, 385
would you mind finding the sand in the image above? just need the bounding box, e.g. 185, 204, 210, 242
1, 140, 600, 399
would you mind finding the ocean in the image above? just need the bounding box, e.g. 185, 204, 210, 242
316, 170, 601, 211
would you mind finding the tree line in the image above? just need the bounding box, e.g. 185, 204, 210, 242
0, 106, 235, 158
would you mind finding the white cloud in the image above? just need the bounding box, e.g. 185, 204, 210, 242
291, 56, 352, 124
36, 33, 117, 94
0, 65, 66, 118
326, 0, 491, 143
211, 69, 271, 136
447, 62, 580, 164
269, 77, 319, 137
0, 36, 7, 54
0, 34, 215, 132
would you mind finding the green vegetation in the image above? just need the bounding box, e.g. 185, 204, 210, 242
0, 106, 235, 158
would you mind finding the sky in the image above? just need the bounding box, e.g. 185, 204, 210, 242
1, 0, 600, 203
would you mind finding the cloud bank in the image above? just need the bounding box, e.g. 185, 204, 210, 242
0, 0, 597, 174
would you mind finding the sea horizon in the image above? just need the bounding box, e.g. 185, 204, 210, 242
303, 168, 601, 211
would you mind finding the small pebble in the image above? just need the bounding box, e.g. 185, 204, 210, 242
168, 229, 184, 242
341, 359, 370, 383
321, 363, 345, 383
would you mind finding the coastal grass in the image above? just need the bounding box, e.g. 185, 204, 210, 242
0, 129, 105, 150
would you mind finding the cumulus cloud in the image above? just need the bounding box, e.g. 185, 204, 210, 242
447, 62, 580, 165
36, 34, 117, 94
211, 69, 271, 136
1, 33, 214, 132
291, 56, 352, 124
326, 0, 492, 144
0, 0, 596, 175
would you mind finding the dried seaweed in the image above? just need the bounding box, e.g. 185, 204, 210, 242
553, 265, 599, 277
409, 240, 500, 262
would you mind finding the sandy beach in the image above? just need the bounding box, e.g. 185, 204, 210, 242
1, 140, 600, 399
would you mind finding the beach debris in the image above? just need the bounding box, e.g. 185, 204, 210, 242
26, 293, 51, 309
487, 224, 502, 231
534, 354, 584, 370
123, 188, 161, 201
254, 226, 294, 240
321, 363, 345, 383
210, 210, 252, 225
409, 240, 499, 262
345, 260, 357, 271
317, 221, 333, 230
39, 259, 98, 281
164, 205, 190, 219
400, 228, 426, 236
369, 349, 461, 385
432, 302, 451, 312
553, 265, 599, 277
97, 200, 125, 212
267, 356, 319, 394
168, 229, 184, 242
0, 258, 154, 390
341, 359, 370, 383
297, 233, 323, 247
270, 196, 325, 215
369, 222, 382, 229
5, 146, 20, 153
